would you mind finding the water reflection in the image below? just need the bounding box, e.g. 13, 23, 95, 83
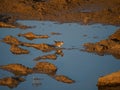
32, 77, 42, 87
98, 86, 120, 90
0, 30, 74, 88
34, 49, 64, 61
0, 61, 75, 88
0, 20, 120, 90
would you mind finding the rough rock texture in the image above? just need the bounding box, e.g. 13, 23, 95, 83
0, 64, 33, 76
0, 77, 25, 88
2, 35, 21, 45
53, 75, 75, 84
33, 62, 57, 75
83, 29, 120, 59
10, 45, 30, 55
97, 71, 120, 87
21, 41, 64, 52
0, 0, 120, 25
18, 32, 49, 40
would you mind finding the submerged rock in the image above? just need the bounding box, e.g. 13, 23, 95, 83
0, 77, 25, 88
0, 64, 33, 76
34, 48, 64, 61
18, 32, 49, 40
10, 45, 30, 55
51, 32, 62, 35
83, 29, 120, 59
97, 71, 120, 87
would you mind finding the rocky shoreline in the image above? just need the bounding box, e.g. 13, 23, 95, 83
0, 0, 120, 26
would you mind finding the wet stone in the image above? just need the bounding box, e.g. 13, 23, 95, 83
18, 32, 49, 40
0, 22, 15, 28
53, 75, 75, 84
97, 71, 120, 87
0, 77, 25, 88
0, 64, 33, 76
10, 45, 30, 55
2, 35, 21, 45
33, 62, 57, 75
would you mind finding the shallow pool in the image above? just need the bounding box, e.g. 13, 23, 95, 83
0, 21, 120, 90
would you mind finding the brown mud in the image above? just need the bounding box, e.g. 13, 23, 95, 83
83, 29, 120, 59
18, 32, 49, 40
0, 0, 120, 26
97, 71, 120, 90
0, 77, 25, 88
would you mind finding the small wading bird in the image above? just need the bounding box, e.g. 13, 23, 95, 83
54, 41, 64, 47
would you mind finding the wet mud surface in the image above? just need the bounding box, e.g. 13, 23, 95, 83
0, 0, 120, 26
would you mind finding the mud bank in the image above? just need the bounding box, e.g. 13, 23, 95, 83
83, 29, 120, 59
0, 15, 33, 29
0, 0, 120, 25
97, 71, 120, 90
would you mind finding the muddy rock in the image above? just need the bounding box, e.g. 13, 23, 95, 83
0, 64, 33, 76
0, 21, 16, 28
109, 29, 120, 41
0, 77, 25, 88
21, 42, 55, 52
97, 71, 120, 87
33, 62, 57, 75
0, 0, 120, 25
34, 54, 57, 61
2, 35, 21, 45
21, 41, 64, 52
18, 32, 49, 40
10, 45, 30, 55
83, 29, 120, 59
52, 75, 75, 84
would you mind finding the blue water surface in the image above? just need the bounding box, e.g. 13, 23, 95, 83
0, 20, 120, 90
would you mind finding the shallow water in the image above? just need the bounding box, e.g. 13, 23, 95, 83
0, 21, 120, 90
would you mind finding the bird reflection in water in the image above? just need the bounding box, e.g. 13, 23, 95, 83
32, 76, 42, 87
